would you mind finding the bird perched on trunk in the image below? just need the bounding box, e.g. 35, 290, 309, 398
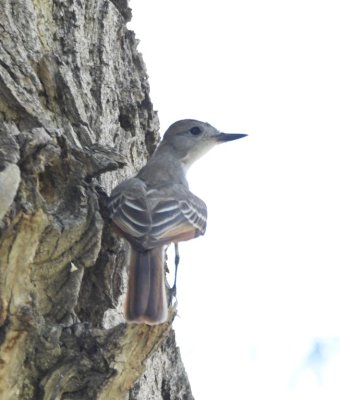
109, 119, 246, 325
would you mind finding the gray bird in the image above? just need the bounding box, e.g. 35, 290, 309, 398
109, 119, 246, 324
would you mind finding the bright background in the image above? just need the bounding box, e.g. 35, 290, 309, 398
128, 1, 340, 399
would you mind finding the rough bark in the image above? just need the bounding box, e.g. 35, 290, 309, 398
0, 1, 193, 399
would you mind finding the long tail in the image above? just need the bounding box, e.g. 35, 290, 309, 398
125, 246, 168, 325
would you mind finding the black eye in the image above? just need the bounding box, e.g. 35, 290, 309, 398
189, 126, 202, 135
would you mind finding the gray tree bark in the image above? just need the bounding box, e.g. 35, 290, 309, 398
0, 1, 194, 399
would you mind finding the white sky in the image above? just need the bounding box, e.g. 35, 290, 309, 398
128, 1, 340, 398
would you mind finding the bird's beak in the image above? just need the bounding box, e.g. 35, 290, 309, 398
217, 133, 248, 142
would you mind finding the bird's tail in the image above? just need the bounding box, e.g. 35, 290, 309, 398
125, 246, 168, 325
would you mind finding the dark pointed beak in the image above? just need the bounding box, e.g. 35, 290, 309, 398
217, 133, 248, 142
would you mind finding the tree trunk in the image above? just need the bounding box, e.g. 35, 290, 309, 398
0, 1, 193, 399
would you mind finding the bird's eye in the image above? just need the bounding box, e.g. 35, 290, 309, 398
189, 126, 202, 135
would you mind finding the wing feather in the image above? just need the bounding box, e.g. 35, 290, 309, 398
150, 195, 207, 241
110, 180, 207, 249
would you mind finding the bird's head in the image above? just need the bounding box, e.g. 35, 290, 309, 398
161, 119, 247, 167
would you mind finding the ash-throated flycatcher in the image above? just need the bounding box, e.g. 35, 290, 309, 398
109, 119, 246, 324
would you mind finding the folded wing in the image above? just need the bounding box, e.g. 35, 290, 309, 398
109, 179, 207, 249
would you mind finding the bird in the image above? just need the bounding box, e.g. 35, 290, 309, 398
109, 119, 246, 325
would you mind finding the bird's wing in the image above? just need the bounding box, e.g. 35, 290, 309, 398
109, 180, 207, 249
109, 179, 152, 239
150, 193, 207, 244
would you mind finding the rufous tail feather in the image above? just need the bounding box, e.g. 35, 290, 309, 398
125, 246, 167, 324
